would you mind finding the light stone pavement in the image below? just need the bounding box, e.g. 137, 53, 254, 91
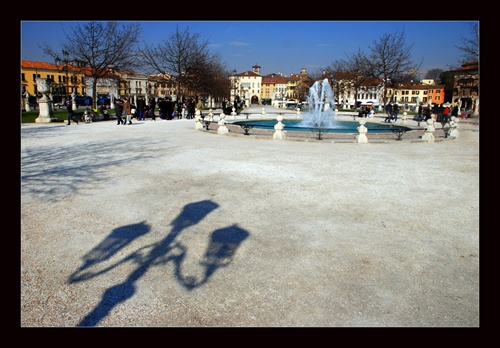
21, 105, 479, 327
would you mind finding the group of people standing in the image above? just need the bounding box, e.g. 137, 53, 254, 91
66, 95, 205, 125
384, 101, 400, 123
416, 103, 454, 124
114, 98, 136, 125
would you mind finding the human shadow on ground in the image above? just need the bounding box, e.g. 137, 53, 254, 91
71, 199, 249, 327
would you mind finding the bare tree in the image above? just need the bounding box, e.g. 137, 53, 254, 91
367, 29, 422, 105
140, 25, 228, 101
456, 22, 479, 63
41, 21, 142, 109
425, 68, 443, 83
330, 49, 373, 105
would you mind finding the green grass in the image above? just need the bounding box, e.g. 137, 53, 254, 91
21, 110, 64, 123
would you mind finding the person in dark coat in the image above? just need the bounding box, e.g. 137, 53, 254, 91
149, 97, 156, 120
66, 99, 78, 125
137, 96, 146, 121
158, 98, 167, 119
384, 102, 393, 122
165, 98, 175, 120
115, 98, 124, 125
392, 103, 399, 122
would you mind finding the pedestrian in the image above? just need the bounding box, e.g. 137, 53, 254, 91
431, 103, 439, 121
196, 97, 203, 117
185, 99, 193, 119
158, 98, 167, 119
417, 104, 423, 121
384, 101, 393, 122
177, 99, 184, 118
222, 99, 227, 114
164, 97, 175, 120
423, 106, 431, 120
442, 104, 450, 124
393, 103, 399, 122
122, 98, 132, 125
437, 103, 444, 123
149, 97, 156, 120
115, 98, 124, 125
137, 96, 146, 121
66, 98, 78, 125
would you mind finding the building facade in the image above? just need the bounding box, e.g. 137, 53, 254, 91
452, 61, 479, 113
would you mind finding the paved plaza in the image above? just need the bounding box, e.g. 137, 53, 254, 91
21, 105, 479, 327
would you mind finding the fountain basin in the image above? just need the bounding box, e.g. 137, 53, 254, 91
232, 119, 412, 134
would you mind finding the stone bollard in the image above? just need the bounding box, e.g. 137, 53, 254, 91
273, 115, 286, 140
422, 118, 435, 142
261, 107, 266, 116
402, 111, 408, 125
369, 110, 375, 118
194, 110, 203, 129
231, 107, 237, 120
356, 119, 368, 143
217, 113, 228, 134
448, 116, 460, 138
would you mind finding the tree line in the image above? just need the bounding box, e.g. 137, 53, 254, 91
41, 22, 478, 109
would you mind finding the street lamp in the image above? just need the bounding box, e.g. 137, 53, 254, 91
230, 70, 237, 103
55, 50, 70, 102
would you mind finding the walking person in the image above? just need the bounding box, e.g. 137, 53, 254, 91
436, 103, 444, 123
177, 99, 184, 118
122, 98, 132, 125
115, 98, 124, 125
165, 97, 175, 120
187, 98, 195, 119
149, 97, 156, 121
158, 98, 167, 119
137, 96, 146, 121
196, 96, 203, 117
392, 102, 399, 122
66, 98, 78, 125
384, 101, 393, 123
417, 103, 423, 121
442, 104, 450, 124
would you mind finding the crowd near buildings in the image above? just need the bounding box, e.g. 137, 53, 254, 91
21, 60, 479, 115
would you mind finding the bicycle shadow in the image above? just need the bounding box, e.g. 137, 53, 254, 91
70, 199, 249, 327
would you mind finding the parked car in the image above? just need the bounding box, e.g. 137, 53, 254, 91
73, 96, 92, 107
97, 96, 111, 106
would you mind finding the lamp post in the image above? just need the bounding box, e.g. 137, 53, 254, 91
55, 50, 70, 103
230, 70, 237, 103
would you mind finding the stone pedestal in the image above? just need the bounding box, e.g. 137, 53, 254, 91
194, 110, 203, 129
402, 112, 408, 125
35, 78, 57, 123
355, 119, 368, 143
217, 114, 228, 134
273, 115, 286, 140
422, 119, 435, 142
448, 117, 460, 138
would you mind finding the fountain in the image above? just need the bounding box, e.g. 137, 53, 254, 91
299, 78, 337, 128
231, 78, 411, 139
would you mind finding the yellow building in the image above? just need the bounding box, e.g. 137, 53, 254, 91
21, 60, 88, 104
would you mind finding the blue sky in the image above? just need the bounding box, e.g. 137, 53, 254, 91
21, 20, 477, 76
